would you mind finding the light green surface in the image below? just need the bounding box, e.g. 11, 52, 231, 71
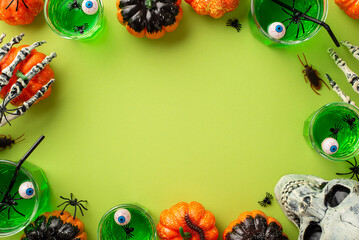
1, 0, 359, 239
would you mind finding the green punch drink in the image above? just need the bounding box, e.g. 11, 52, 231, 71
0, 160, 49, 236
249, 0, 327, 45
45, 0, 104, 40
98, 204, 156, 240
304, 102, 359, 161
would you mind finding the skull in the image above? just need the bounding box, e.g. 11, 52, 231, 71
275, 174, 359, 240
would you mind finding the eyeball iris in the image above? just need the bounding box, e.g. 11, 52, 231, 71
18, 181, 35, 199
114, 208, 131, 225
82, 0, 98, 15
321, 137, 339, 155
267, 22, 286, 40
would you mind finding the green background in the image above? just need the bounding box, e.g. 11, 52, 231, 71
1, 0, 359, 238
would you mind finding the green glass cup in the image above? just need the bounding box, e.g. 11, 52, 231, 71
44, 0, 104, 40
303, 102, 359, 161
249, 0, 327, 46
98, 204, 156, 240
0, 160, 49, 237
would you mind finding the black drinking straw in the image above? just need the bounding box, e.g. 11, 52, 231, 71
1, 135, 45, 203
271, 0, 340, 47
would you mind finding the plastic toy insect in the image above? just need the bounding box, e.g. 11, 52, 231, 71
226, 19, 242, 32
0, 134, 24, 151
0, 33, 56, 127
21, 210, 87, 240
73, 23, 89, 34
0, 136, 44, 219
343, 114, 357, 130
298, 53, 330, 95
281, 0, 311, 38
258, 192, 273, 207
337, 157, 359, 181
329, 124, 343, 139
57, 193, 88, 219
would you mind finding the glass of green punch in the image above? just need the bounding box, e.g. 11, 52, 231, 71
249, 0, 328, 46
0, 160, 49, 237
304, 102, 359, 161
98, 203, 156, 240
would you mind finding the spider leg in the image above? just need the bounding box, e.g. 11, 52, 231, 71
355, 173, 359, 181
303, 5, 312, 15
311, 83, 320, 95
350, 173, 355, 179
299, 20, 305, 34
78, 203, 88, 210
296, 22, 300, 38
21, 0, 29, 9
59, 196, 71, 201
347, 160, 356, 168
73, 205, 77, 219
5, 0, 15, 9
78, 205, 85, 217
11, 205, 24, 217
8, 206, 11, 219
354, 157, 358, 166
70, 193, 74, 201
57, 201, 70, 208
282, 17, 294, 23
282, 8, 294, 17
336, 172, 352, 175
16, 0, 19, 11
60, 203, 70, 214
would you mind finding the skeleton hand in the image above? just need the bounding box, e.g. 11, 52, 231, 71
0, 33, 56, 127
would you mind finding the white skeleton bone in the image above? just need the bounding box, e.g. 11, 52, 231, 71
0, 33, 56, 127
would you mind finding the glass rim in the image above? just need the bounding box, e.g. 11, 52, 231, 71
97, 203, 156, 240
309, 102, 359, 161
44, 0, 104, 40
250, 0, 328, 45
0, 159, 40, 237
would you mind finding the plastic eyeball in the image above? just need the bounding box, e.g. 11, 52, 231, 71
18, 181, 35, 199
267, 22, 286, 40
114, 208, 131, 225
321, 137, 339, 155
82, 0, 98, 15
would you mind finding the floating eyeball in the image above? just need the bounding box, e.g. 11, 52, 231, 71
114, 208, 131, 225
267, 22, 286, 40
18, 181, 35, 199
82, 0, 98, 15
321, 137, 339, 154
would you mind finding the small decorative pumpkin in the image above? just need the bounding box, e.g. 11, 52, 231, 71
157, 201, 218, 240
0, 44, 54, 107
335, 0, 359, 19
0, 0, 44, 25
223, 210, 288, 240
116, 0, 183, 39
185, 0, 239, 18
21, 210, 87, 240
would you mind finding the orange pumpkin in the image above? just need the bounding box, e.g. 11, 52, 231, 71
0, 45, 54, 107
185, 0, 238, 18
335, 0, 359, 19
0, 0, 43, 25
21, 210, 87, 240
116, 0, 183, 39
157, 201, 218, 240
223, 210, 288, 240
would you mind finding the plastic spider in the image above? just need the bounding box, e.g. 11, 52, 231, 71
337, 157, 359, 181
68, 0, 81, 10
122, 224, 135, 239
226, 19, 242, 32
342, 114, 356, 130
57, 193, 88, 219
258, 192, 273, 207
329, 124, 343, 139
73, 23, 89, 34
281, 0, 312, 38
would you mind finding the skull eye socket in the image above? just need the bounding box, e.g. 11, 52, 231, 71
303, 223, 322, 240
324, 184, 350, 207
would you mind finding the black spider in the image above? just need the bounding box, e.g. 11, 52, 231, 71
329, 124, 343, 139
0, 136, 44, 220
337, 157, 359, 181
258, 192, 273, 207
281, 0, 312, 38
57, 193, 88, 219
226, 19, 242, 32
68, 0, 81, 10
122, 224, 135, 239
342, 114, 357, 130
5, 0, 28, 11
73, 23, 89, 34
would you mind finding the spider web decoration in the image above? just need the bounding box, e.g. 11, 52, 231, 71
0, 33, 56, 127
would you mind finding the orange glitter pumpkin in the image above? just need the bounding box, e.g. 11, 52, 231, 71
157, 201, 218, 240
185, 0, 239, 18
0, 0, 43, 25
0, 45, 54, 107
223, 210, 288, 240
335, 0, 359, 19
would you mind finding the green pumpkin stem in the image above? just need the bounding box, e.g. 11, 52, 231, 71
15, 70, 28, 81
179, 227, 192, 240
145, 0, 152, 8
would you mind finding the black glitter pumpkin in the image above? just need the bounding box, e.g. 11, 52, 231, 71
116, 0, 183, 39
